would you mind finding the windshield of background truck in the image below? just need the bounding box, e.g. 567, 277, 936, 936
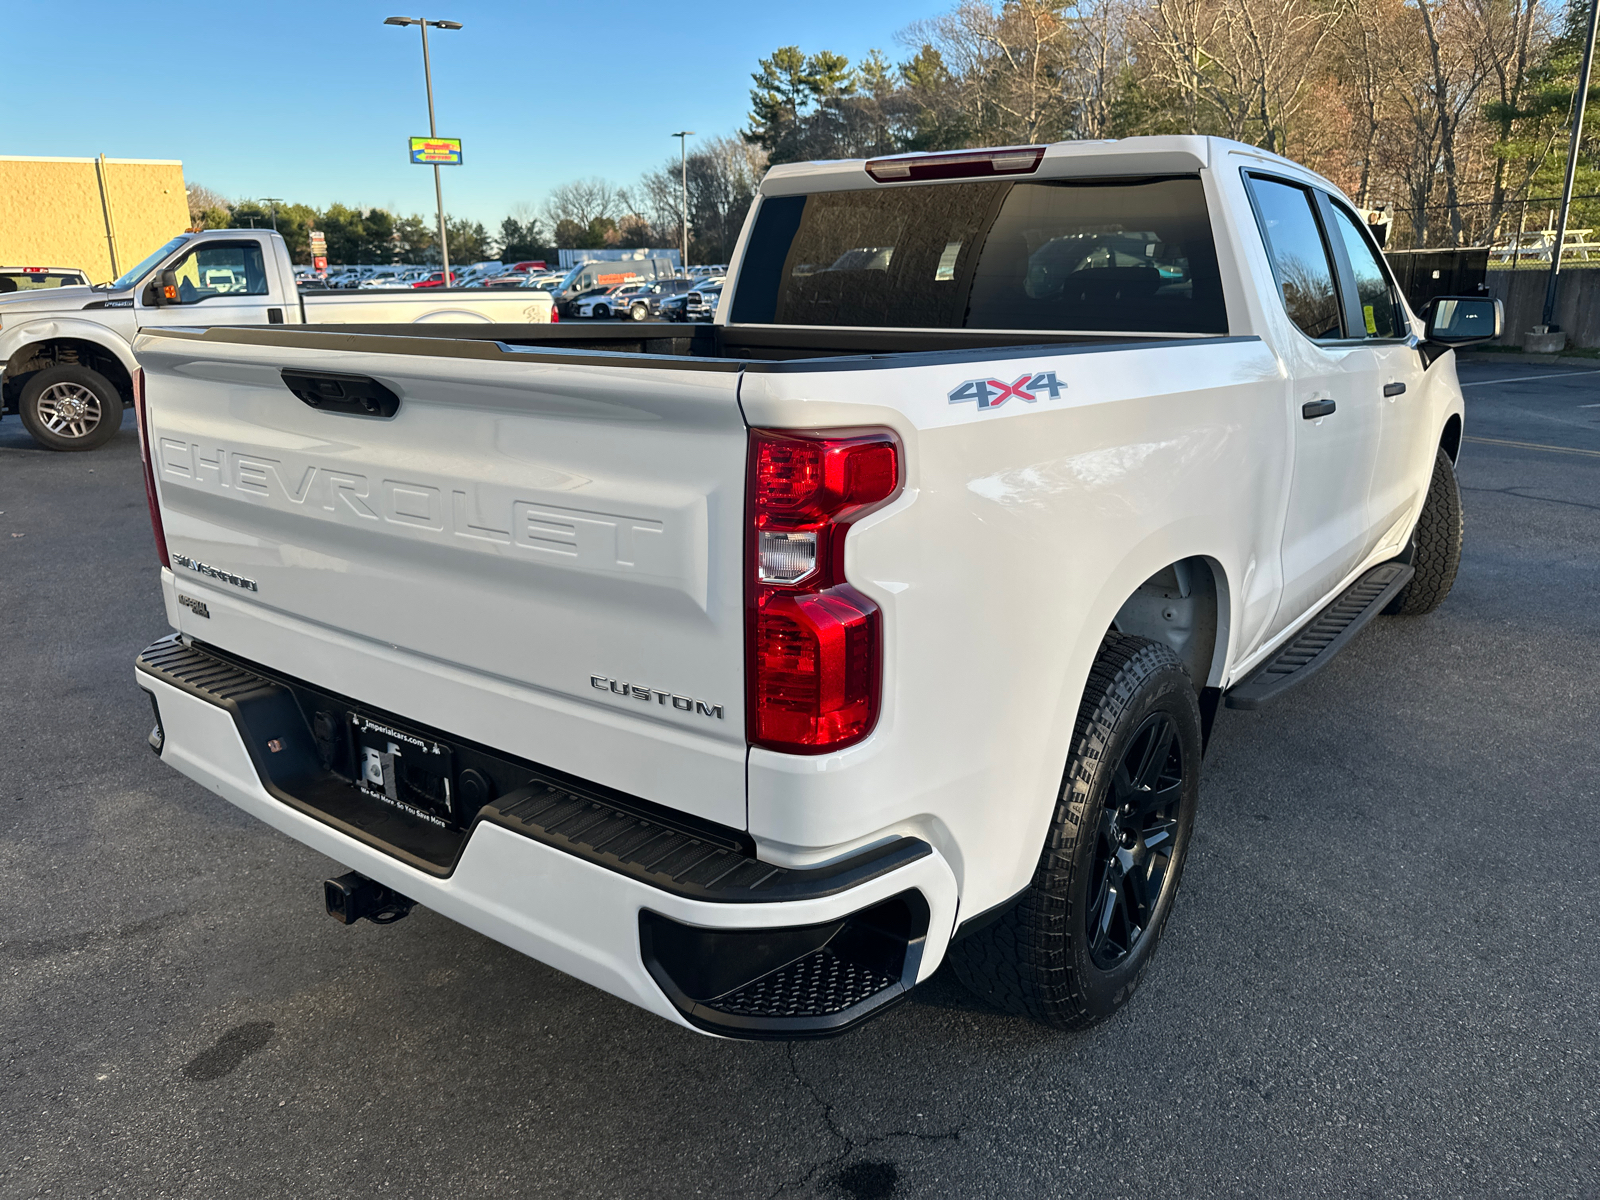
730, 176, 1226, 334
108, 236, 191, 291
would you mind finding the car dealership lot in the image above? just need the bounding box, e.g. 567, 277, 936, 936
2, 360, 1596, 1198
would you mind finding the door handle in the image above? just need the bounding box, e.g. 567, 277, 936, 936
1302, 398, 1337, 419
1383, 382, 1406, 397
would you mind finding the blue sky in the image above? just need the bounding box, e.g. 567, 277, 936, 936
7, 0, 939, 229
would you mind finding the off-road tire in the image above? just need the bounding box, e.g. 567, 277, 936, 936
1385, 446, 1463, 616
18, 365, 124, 452
948, 633, 1202, 1030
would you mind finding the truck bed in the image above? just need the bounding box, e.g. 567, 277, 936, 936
202, 319, 1217, 365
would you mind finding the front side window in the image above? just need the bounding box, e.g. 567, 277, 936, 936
1247, 176, 1343, 341
731, 176, 1227, 334
1328, 203, 1404, 338
166, 243, 270, 304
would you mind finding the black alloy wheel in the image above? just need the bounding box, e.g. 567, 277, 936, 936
593, 304, 610, 319
948, 633, 1202, 1030
1085, 712, 1184, 969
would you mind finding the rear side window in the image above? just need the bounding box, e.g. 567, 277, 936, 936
1327, 203, 1404, 338
731, 176, 1227, 334
1246, 177, 1343, 340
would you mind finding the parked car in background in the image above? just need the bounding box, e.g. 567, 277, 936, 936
0, 266, 91, 292
412, 270, 459, 288
571, 285, 629, 318
665, 282, 723, 321
620, 278, 693, 320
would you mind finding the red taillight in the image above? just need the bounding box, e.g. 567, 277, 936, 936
550, 306, 559, 323
132, 368, 170, 568
747, 429, 900, 754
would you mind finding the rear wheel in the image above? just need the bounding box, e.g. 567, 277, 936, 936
948, 634, 1201, 1029
1385, 445, 1463, 616
18, 365, 124, 451
593, 304, 610, 319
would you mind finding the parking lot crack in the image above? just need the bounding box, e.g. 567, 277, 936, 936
765, 1043, 963, 1198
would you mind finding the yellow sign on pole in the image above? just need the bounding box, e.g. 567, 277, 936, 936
409, 137, 463, 165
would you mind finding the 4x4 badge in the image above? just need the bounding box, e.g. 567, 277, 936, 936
948, 371, 1064, 410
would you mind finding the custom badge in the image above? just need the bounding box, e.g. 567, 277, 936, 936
948, 370, 1064, 410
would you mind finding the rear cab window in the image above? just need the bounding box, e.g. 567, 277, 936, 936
0, 270, 87, 292
731, 176, 1227, 335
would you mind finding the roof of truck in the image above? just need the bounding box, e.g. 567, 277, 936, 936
759, 136, 1334, 199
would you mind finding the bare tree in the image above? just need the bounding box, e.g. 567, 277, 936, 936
541, 178, 629, 232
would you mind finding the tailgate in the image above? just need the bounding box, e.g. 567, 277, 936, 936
134, 328, 748, 828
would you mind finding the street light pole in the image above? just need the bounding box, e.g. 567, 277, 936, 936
1542, 0, 1600, 329
671, 131, 695, 272
386, 16, 462, 284
260, 198, 283, 232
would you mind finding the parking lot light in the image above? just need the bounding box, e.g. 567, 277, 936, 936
672, 131, 695, 272
384, 15, 463, 284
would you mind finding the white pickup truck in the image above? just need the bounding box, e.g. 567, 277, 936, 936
131, 137, 1499, 1039
0, 229, 553, 451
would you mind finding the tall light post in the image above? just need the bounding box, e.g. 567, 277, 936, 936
386, 16, 463, 283
260, 198, 283, 232
671, 131, 695, 272
1541, 0, 1600, 331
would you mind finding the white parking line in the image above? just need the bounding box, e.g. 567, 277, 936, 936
1460, 369, 1600, 387
1465, 435, 1600, 458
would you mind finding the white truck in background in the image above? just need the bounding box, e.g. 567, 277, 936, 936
0, 229, 554, 451
131, 137, 1500, 1039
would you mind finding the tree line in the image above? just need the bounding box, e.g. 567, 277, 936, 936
190, 0, 1597, 262
736, 0, 1598, 250
186, 186, 499, 265
183, 136, 766, 269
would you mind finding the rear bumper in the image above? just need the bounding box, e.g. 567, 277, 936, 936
136, 640, 957, 1037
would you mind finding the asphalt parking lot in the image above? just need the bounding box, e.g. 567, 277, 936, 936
2, 358, 1597, 1199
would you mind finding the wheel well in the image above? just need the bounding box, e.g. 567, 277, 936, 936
1111, 557, 1224, 691
2, 339, 134, 411
1440, 414, 1462, 462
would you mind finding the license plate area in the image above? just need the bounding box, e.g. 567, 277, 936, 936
348, 713, 457, 829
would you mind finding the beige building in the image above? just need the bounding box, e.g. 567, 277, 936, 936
0, 155, 190, 282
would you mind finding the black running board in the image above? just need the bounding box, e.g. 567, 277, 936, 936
1224, 561, 1413, 710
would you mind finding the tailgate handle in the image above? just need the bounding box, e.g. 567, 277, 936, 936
280, 370, 399, 418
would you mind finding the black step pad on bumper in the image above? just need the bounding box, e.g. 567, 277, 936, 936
1225, 560, 1413, 710
135, 635, 929, 901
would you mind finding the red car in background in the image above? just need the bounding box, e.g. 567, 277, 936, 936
411, 270, 458, 288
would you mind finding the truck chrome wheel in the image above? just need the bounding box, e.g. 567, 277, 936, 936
18, 364, 124, 452
1087, 712, 1185, 969
34, 381, 104, 439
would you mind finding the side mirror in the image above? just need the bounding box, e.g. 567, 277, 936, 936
156, 269, 181, 305
1424, 295, 1502, 347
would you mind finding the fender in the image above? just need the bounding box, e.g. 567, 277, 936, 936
1043, 522, 1238, 755
1, 317, 140, 384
